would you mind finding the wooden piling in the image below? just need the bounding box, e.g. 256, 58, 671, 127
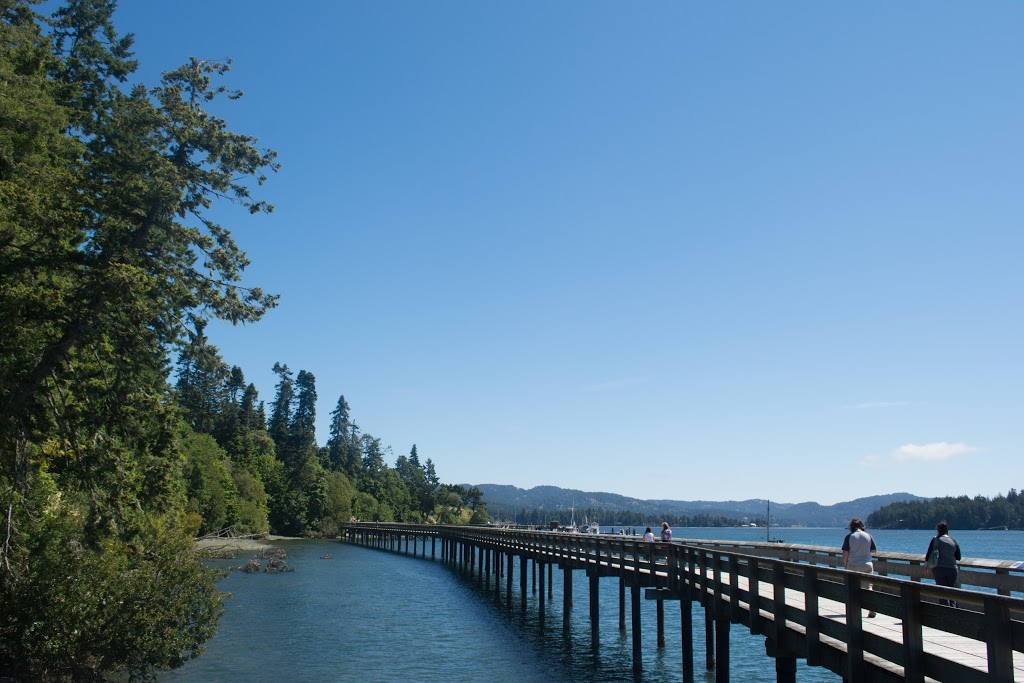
631, 581, 642, 673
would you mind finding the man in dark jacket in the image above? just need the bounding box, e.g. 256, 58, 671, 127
926, 521, 961, 606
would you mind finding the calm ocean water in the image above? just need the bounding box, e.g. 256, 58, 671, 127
161, 528, 1021, 682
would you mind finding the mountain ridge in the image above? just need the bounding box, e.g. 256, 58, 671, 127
469, 483, 927, 528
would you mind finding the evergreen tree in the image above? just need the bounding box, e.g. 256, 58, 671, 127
289, 369, 318, 468
267, 362, 293, 459
226, 366, 246, 405
361, 435, 386, 476
0, 1, 278, 678
239, 383, 260, 431
344, 422, 363, 476
175, 320, 229, 435
327, 394, 353, 470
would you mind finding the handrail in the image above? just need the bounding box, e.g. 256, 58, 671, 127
344, 523, 1024, 596
340, 523, 1024, 681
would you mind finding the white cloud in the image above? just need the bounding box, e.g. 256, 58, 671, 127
892, 442, 979, 462
858, 454, 886, 468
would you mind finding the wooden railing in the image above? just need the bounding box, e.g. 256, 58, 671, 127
666, 536, 1024, 597
340, 524, 1024, 682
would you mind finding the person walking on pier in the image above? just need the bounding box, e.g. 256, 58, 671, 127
842, 518, 877, 617
925, 521, 961, 607
660, 522, 672, 542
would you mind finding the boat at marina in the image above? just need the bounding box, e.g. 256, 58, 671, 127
766, 500, 783, 543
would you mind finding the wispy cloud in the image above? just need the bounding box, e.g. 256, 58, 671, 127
892, 442, 980, 462
584, 378, 646, 392
842, 401, 910, 410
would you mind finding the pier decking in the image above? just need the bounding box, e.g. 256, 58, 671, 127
338, 524, 1024, 682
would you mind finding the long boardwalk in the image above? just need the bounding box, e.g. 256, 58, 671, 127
338, 524, 1024, 682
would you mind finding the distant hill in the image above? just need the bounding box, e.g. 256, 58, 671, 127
469, 484, 928, 528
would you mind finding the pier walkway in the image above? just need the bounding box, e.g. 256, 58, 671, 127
338, 524, 1024, 682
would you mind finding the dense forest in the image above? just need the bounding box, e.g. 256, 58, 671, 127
0, 2, 482, 680
176, 329, 490, 537
868, 489, 1024, 530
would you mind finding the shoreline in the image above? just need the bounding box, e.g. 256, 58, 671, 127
195, 534, 304, 553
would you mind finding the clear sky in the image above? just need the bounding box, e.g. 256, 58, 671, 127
112, 1, 1022, 506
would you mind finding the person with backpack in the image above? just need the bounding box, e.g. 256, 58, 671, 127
925, 521, 962, 606
842, 518, 878, 616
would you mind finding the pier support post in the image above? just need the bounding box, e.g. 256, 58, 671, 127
532, 556, 537, 593
657, 598, 666, 648
619, 576, 626, 630
631, 582, 642, 673
705, 609, 715, 671
715, 615, 730, 683
520, 556, 528, 612
539, 561, 546, 622
589, 572, 600, 651
548, 562, 554, 600
507, 553, 514, 606
775, 654, 796, 683
681, 600, 694, 683
765, 639, 796, 683
563, 566, 573, 631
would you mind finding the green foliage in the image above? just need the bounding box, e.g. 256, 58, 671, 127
469, 508, 491, 525
0, 0, 279, 678
321, 470, 356, 532
868, 489, 1023, 530
181, 430, 239, 536
176, 322, 229, 435
1, 492, 222, 682
229, 466, 269, 535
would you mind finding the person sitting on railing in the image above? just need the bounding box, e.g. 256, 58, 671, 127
660, 522, 672, 542
842, 517, 877, 617
643, 527, 655, 562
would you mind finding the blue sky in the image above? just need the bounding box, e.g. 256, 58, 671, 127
113, 2, 1021, 506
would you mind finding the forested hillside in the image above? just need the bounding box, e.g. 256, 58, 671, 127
475, 484, 925, 528
868, 489, 1024, 530
0, 2, 479, 680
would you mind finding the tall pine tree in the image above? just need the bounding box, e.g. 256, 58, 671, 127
0, 1, 278, 678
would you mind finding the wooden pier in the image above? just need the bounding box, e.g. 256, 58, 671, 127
338, 524, 1024, 682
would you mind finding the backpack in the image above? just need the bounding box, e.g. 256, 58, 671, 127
927, 538, 940, 568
